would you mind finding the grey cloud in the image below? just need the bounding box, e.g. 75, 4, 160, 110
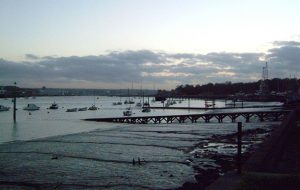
1, 42, 300, 88
25, 54, 39, 60
273, 41, 300, 47
267, 45, 300, 72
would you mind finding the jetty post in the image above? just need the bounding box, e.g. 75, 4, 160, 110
237, 122, 242, 174
13, 82, 17, 123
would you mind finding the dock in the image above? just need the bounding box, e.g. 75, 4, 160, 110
84, 110, 290, 124
147, 105, 282, 110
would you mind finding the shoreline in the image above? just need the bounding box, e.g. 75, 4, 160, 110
176, 123, 280, 190
0, 120, 280, 189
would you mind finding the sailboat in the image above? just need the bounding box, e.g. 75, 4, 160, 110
142, 95, 151, 112
89, 91, 99, 110
123, 107, 132, 116
123, 87, 134, 116
113, 96, 122, 105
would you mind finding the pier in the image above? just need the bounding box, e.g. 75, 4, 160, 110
84, 110, 290, 124
147, 105, 282, 110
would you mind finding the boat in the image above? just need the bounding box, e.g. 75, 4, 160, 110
49, 102, 58, 109
0, 105, 10, 111
123, 108, 132, 116
124, 99, 135, 104
89, 92, 98, 110
142, 107, 151, 113
78, 107, 87, 111
136, 102, 142, 107
66, 108, 77, 112
88, 105, 98, 110
23, 104, 40, 111
113, 102, 122, 106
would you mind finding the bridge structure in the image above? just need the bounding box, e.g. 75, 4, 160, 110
84, 110, 291, 124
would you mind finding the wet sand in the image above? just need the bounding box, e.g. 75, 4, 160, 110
0, 121, 276, 189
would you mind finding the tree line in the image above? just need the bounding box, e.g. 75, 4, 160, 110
158, 78, 300, 96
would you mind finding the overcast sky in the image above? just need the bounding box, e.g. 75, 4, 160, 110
1, 0, 300, 89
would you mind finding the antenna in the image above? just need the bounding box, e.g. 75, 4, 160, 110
265, 62, 268, 80
262, 62, 268, 80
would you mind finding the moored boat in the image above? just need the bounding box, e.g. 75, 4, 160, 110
0, 105, 10, 111
49, 102, 58, 109
142, 107, 151, 113
66, 108, 77, 112
23, 104, 40, 111
123, 108, 132, 116
78, 107, 87, 111
88, 105, 98, 110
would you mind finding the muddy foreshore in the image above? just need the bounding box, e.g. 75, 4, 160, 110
176, 126, 275, 190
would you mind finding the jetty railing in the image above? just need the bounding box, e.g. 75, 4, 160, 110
84, 110, 291, 124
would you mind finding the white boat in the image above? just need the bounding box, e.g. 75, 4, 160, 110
123, 108, 132, 116
66, 108, 77, 112
88, 105, 98, 110
124, 99, 135, 104
23, 104, 40, 111
123, 110, 132, 116
49, 102, 58, 109
78, 107, 87, 111
0, 105, 10, 111
113, 101, 122, 105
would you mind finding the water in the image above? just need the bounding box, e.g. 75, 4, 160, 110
0, 96, 282, 189
0, 96, 232, 144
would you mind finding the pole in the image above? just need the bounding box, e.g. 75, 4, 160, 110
13, 82, 17, 123
237, 122, 242, 174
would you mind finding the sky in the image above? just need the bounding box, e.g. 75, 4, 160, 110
1, 0, 300, 89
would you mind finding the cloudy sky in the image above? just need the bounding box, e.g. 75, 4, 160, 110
1, 0, 300, 89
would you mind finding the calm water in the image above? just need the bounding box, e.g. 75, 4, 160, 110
0, 96, 228, 144
0, 96, 282, 144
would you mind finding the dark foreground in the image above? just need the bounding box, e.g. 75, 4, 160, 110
206, 108, 300, 190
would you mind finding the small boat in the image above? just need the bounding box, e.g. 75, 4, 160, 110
124, 99, 135, 104
113, 101, 122, 106
142, 107, 151, 113
143, 102, 150, 107
23, 104, 40, 111
78, 107, 87, 111
49, 102, 58, 109
0, 105, 10, 111
123, 108, 132, 116
88, 105, 98, 110
136, 102, 142, 107
66, 108, 77, 112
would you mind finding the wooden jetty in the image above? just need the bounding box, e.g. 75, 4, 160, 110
84, 110, 290, 124
147, 105, 282, 110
